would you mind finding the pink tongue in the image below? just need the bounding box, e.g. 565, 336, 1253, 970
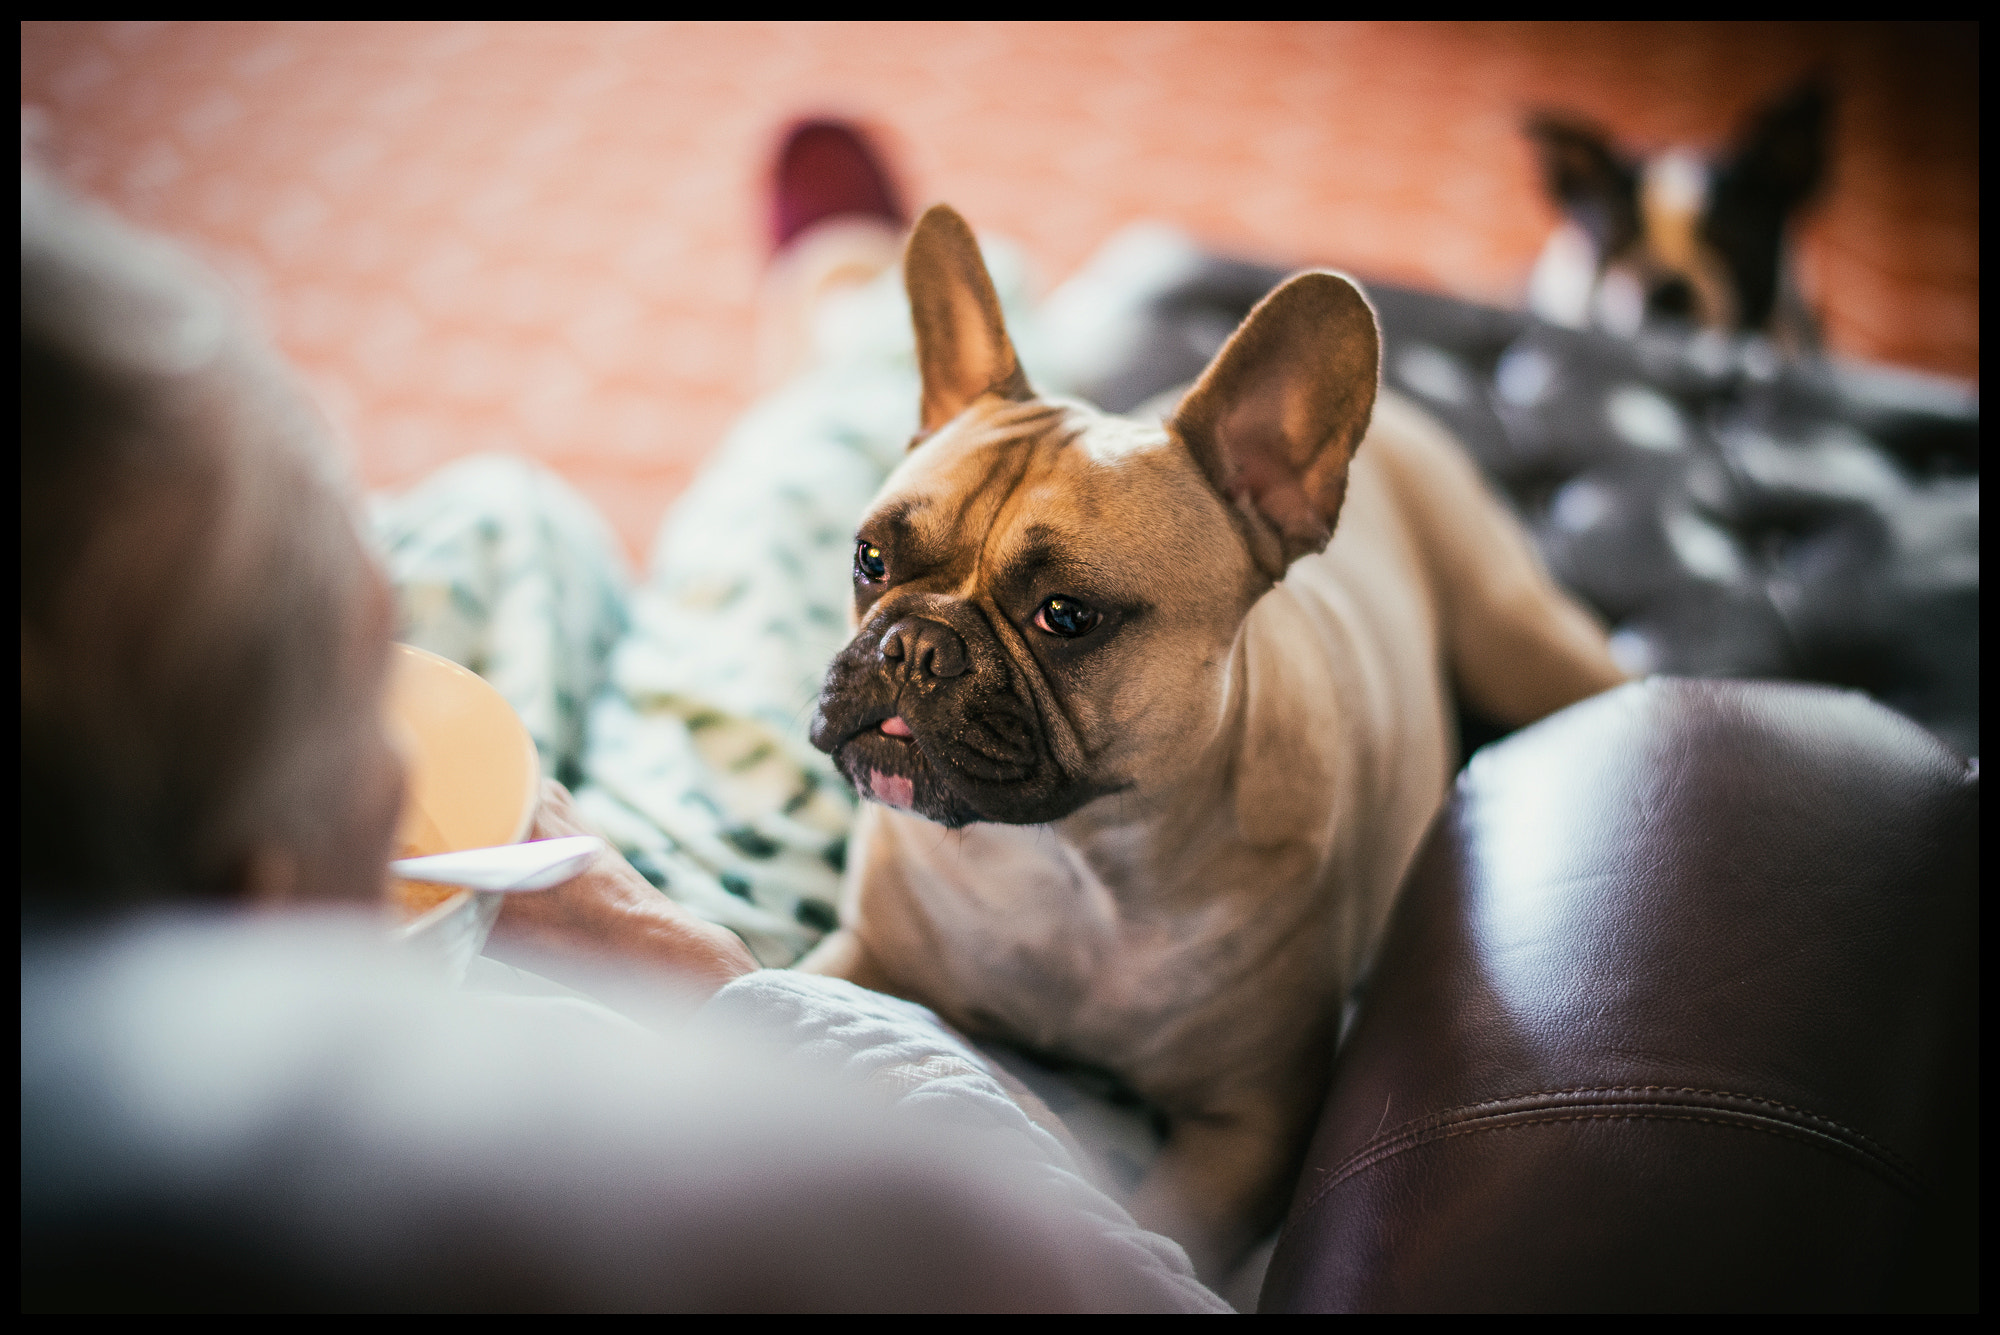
868, 770, 915, 808
880, 715, 913, 737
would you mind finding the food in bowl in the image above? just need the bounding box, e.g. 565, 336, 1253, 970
389, 804, 459, 921
392, 876, 464, 921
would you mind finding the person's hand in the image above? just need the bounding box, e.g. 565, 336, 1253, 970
488, 779, 759, 997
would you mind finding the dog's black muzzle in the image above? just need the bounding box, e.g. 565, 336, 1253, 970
811, 594, 1087, 827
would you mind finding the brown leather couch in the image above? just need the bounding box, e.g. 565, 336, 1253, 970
1260, 677, 1979, 1312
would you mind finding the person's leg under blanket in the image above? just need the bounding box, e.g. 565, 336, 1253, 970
369, 453, 632, 790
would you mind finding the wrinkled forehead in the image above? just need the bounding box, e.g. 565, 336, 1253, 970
867, 398, 1222, 597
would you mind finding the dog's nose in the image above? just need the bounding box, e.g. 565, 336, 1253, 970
1646, 274, 1697, 321
880, 617, 970, 679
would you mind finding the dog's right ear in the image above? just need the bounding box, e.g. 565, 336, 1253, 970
1525, 113, 1641, 258
1718, 76, 1830, 212
1170, 271, 1380, 582
904, 204, 1032, 437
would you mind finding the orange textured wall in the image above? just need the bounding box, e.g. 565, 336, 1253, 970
22, 21, 1977, 564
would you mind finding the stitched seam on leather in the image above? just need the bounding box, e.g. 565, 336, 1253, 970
1336, 1092, 1926, 1189
1298, 1099, 1929, 1218
1359, 1109, 1924, 1197
1354, 1085, 1914, 1178
1366, 1105, 1920, 1189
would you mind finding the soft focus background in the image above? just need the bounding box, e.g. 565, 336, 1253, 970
21, 21, 1978, 564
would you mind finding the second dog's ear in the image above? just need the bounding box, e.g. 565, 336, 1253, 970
1719, 76, 1830, 211
1525, 113, 1642, 258
904, 204, 1032, 436
1170, 272, 1380, 581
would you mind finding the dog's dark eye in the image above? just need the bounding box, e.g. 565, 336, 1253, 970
1035, 596, 1100, 638
856, 540, 887, 583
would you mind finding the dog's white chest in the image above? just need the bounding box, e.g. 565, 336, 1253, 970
851, 811, 1245, 1061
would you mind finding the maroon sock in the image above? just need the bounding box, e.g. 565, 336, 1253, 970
769, 119, 906, 256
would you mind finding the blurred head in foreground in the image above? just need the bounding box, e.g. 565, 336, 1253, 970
21, 163, 404, 912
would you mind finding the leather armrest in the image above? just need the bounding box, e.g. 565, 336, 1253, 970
1262, 678, 1978, 1312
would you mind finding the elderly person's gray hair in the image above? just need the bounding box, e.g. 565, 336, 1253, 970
22, 164, 376, 905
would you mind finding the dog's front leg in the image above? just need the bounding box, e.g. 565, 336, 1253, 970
1128, 1089, 1307, 1285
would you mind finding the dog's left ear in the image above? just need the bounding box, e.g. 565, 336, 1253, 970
904, 203, 1033, 435
1170, 271, 1380, 580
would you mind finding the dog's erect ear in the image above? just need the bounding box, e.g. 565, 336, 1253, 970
1524, 113, 1641, 258
1705, 77, 1831, 331
904, 204, 1032, 436
1169, 271, 1379, 580
1721, 77, 1830, 211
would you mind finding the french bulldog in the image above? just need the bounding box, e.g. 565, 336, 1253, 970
801, 204, 1628, 1276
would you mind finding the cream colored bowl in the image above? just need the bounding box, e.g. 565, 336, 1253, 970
384, 643, 541, 979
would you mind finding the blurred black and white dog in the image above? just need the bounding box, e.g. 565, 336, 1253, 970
1524, 80, 1829, 346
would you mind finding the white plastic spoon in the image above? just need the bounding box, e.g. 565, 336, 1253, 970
390, 835, 604, 893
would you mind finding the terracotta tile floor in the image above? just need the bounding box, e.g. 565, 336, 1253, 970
22, 22, 1977, 564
